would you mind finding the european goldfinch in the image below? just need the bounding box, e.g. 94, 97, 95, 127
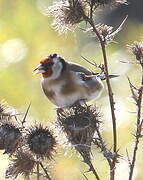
34, 53, 117, 108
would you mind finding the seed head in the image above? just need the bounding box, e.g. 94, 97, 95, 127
47, 0, 85, 33
26, 124, 56, 159
127, 41, 143, 62
96, 24, 114, 44
86, 23, 123, 44
0, 121, 22, 154
0, 101, 15, 121
86, 0, 127, 7
5, 150, 36, 179
57, 104, 100, 157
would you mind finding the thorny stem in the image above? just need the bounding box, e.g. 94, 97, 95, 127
82, 154, 100, 180
78, 143, 100, 180
88, 103, 112, 167
89, 163, 100, 180
37, 162, 40, 180
128, 64, 143, 180
21, 103, 31, 127
84, 16, 117, 179
87, 104, 111, 178
40, 162, 52, 180
83, 173, 89, 180
94, 128, 112, 167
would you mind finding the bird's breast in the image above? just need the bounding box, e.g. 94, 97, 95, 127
41, 78, 84, 107
41, 75, 104, 108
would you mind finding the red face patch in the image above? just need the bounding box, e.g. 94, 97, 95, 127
39, 57, 53, 78
42, 69, 53, 78
40, 57, 53, 64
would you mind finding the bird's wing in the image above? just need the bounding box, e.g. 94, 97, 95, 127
77, 72, 96, 82
76, 72, 103, 93
67, 62, 95, 75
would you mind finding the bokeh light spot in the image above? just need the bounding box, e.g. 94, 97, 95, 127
1, 38, 28, 64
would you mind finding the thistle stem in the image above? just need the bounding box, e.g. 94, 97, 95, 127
40, 162, 52, 180
128, 64, 143, 180
37, 162, 40, 180
80, 149, 100, 180
84, 16, 117, 180
89, 163, 100, 180
84, 156, 100, 180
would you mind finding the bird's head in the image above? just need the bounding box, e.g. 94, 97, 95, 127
34, 53, 66, 79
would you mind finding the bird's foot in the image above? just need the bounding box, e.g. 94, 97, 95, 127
72, 99, 86, 108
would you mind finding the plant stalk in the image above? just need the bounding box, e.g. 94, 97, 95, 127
128, 64, 143, 180
84, 17, 117, 180
40, 162, 52, 180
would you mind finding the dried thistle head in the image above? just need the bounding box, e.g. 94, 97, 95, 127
57, 104, 100, 156
85, 0, 127, 8
26, 124, 56, 159
47, 0, 85, 33
5, 150, 36, 179
84, 0, 127, 17
127, 77, 139, 103
0, 100, 16, 121
86, 23, 123, 44
86, 24, 114, 44
96, 24, 114, 44
127, 41, 143, 62
86, 14, 127, 44
0, 121, 22, 154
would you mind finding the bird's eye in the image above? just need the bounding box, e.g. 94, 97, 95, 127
45, 62, 54, 68
52, 53, 57, 58
49, 53, 57, 59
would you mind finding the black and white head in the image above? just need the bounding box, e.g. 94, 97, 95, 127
34, 53, 66, 79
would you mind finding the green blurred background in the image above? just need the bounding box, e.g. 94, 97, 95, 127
0, 0, 143, 179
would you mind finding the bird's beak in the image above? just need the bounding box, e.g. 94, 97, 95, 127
33, 64, 46, 75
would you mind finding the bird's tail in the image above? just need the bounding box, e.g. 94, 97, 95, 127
97, 74, 119, 80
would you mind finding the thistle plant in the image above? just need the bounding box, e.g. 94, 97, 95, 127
0, 121, 22, 154
26, 124, 56, 160
1, 0, 143, 180
46, 0, 143, 180
47, 0, 86, 33
5, 150, 36, 180
47, 0, 128, 179
127, 41, 143, 180
0, 100, 17, 121
56, 104, 101, 179
0, 101, 56, 180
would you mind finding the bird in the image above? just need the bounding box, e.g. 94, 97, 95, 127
34, 53, 118, 109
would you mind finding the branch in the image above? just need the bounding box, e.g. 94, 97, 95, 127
40, 162, 52, 180
82, 155, 100, 180
128, 64, 143, 180
83, 15, 117, 180
21, 102, 31, 127
37, 162, 40, 180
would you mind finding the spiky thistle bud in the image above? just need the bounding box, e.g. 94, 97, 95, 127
86, 19, 127, 44
47, 0, 85, 33
97, 24, 114, 42
26, 124, 56, 159
0, 121, 22, 154
57, 104, 101, 164
5, 150, 36, 179
127, 41, 143, 63
0, 101, 16, 121
86, 0, 127, 7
